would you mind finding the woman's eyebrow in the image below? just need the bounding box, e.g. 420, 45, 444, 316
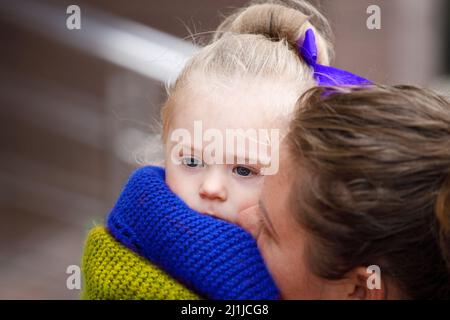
258, 198, 279, 240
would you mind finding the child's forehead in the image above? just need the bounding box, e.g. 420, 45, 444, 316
173, 101, 266, 129
171, 79, 298, 129
183, 76, 297, 102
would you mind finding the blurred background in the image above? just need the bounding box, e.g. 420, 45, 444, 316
0, 0, 449, 299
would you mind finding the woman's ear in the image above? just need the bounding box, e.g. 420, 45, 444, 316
345, 266, 387, 300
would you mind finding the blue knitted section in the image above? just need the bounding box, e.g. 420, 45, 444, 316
107, 166, 279, 300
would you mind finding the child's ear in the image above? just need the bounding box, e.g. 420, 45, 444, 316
345, 267, 387, 300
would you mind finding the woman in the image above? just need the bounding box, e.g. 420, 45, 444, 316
238, 84, 450, 299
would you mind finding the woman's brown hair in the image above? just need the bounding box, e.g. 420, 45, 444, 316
287, 85, 450, 299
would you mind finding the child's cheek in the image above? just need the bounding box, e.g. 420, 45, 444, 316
232, 179, 264, 214
165, 166, 198, 206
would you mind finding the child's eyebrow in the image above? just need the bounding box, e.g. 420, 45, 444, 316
178, 144, 270, 166
179, 144, 203, 155
225, 152, 269, 167
258, 198, 279, 241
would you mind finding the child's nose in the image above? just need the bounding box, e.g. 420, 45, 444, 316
199, 170, 227, 201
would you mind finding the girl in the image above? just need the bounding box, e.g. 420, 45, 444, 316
161, 0, 334, 224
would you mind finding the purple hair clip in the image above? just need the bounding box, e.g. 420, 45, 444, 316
297, 29, 372, 86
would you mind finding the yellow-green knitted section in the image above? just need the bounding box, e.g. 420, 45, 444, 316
81, 225, 200, 300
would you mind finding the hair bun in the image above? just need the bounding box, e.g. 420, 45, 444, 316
227, 4, 308, 44
212, 0, 334, 65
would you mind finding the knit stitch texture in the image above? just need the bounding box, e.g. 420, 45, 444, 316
107, 166, 280, 300
82, 225, 200, 300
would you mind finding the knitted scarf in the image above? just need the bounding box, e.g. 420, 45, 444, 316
82, 225, 200, 299
82, 166, 279, 300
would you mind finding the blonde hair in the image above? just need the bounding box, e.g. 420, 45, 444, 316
161, 0, 334, 141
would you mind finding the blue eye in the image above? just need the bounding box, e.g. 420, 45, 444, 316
233, 166, 254, 177
182, 156, 204, 168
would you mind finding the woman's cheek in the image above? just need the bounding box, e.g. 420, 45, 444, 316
256, 231, 282, 287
